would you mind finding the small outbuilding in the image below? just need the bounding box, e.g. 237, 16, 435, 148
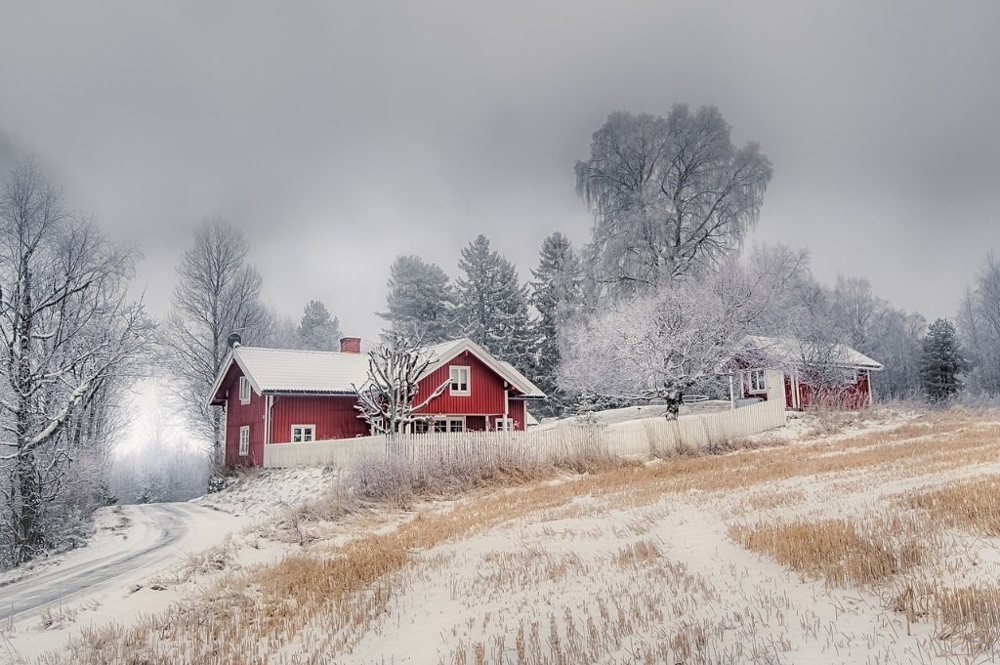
728, 336, 884, 410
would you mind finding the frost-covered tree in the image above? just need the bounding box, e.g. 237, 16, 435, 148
529, 232, 583, 417
454, 235, 535, 374
920, 319, 966, 403
352, 332, 448, 436
296, 300, 341, 351
0, 159, 148, 565
828, 277, 924, 399
560, 245, 807, 418
379, 255, 455, 344
576, 106, 772, 297
108, 384, 210, 504
957, 254, 1000, 396
163, 218, 272, 467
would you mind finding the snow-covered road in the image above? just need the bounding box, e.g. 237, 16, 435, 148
0, 502, 240, 623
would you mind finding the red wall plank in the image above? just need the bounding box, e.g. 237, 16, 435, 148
270, 395, 369, 443
222, 365, 265, 467
416, 351, 509, 416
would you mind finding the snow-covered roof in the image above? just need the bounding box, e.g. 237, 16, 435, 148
737, 335, 884, 371
231, 346, 371, 396
207, 337, 545, 405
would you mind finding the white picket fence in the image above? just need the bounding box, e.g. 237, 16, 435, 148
262, 397, 787, 469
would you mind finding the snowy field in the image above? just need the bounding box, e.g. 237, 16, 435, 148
6, 406, 1000, 664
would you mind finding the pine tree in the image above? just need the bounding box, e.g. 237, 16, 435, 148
297, 300, 342, 351
920, 318, 966, 403
530, 232, 583, 416
454, 235, 535, 374
378, 255, 455, 344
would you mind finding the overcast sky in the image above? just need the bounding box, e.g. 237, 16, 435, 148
1, 0, 998, 344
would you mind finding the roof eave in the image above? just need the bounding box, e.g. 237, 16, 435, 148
205, 347, 237, 409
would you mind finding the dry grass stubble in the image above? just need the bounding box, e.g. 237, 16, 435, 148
41, 408, 1000, 663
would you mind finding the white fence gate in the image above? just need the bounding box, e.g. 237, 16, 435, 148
262, 397, 787, 469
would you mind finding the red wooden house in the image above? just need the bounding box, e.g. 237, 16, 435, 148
207, 337, 545, 467
730, 336, 884, 410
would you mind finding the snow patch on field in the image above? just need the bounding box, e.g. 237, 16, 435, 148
196, 466, 342, 520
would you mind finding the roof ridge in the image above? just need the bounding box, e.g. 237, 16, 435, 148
237, 346, 363, 356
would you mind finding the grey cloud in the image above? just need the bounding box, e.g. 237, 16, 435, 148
0, 0, 998, 337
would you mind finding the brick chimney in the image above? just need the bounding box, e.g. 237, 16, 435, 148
339, 337, 361, 354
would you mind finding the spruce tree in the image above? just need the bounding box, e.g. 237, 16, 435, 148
920, 318, 966, 402
378, 255, 455, 344
530, 232, 583, 416
297, 300, 342, 351
454, 235, 535, 374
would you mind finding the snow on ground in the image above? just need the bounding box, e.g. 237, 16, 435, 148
0, 463, 364, 662
195, 465, 342, 520
2, 405, 982, 663
0, 502, 247, 661
534, 399, 732, 429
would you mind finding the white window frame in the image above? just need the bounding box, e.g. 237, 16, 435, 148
291, 424, 316, 443
431, 417, 465, 433
748, 369, 767, 394
238, 425, 250, 456
495, 416, 513, 432
239, 376, 251, 404
449, 366, 471, 396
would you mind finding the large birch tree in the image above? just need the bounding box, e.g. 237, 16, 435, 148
576, 106, 772, 297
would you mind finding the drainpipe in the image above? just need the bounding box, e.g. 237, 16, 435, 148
503, 382, 510, 431
264, 395, 273, 445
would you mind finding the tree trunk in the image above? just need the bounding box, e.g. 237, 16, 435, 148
212, 408, 223, 471
663, 390, 684, 420
13, 450, 44, 565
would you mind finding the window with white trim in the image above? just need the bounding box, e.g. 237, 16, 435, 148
449, 366, 470, 395
238, 425, 250, 456
748, 369, 766, 394
495, 416, 513, 432
239, 376, 251, 404
291, 425, 316, 443
431, 417, 465, 433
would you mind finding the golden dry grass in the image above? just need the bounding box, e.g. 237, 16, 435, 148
729, 516, 925, 588
902, 474, 1000, 536
893, 582, 1000, 652
39, 408, 1000, 664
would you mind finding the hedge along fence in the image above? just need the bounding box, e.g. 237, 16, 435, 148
262, 397, 787, 470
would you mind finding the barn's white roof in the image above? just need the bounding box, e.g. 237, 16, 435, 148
739, 335, 884, 371
207, 337, 545, 405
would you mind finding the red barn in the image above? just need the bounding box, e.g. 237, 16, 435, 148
207, 337, 545, 467
730, 336, 884, 410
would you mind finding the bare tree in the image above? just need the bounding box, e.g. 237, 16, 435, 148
559, 245, 807, 418
575, 106, 772, 297
108, 381, 211, 504
352, 332, 448, 436
957, 254, 1000, 396
827, 276, 924, 399
0, 159, 148, 565
163, 218, 271, 467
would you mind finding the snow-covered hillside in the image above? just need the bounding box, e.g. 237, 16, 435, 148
13, 406, 1000, 665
